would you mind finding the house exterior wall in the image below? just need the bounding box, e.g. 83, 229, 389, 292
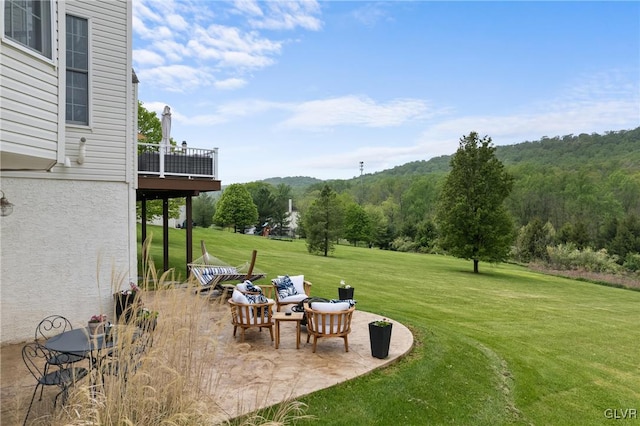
0, 178, 133, 343
0, 1, 61, 171
0, 0, 135, 344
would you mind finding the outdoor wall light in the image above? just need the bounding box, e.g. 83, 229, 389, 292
0, 190, 14, 217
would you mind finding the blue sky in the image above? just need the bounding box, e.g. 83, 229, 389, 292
133, 1, 640, 184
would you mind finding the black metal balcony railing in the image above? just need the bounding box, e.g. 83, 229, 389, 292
137, 143, 218, 179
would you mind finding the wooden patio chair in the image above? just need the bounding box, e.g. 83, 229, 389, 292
271, 275, 312, 312
304, 302, 355, 353
228, 295, 275, 343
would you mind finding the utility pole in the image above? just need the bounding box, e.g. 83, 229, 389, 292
359, 161, 364, 204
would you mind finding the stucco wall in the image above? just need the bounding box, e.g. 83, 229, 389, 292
0, 177, 135, 344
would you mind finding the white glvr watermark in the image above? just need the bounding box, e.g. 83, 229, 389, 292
604, 408, 637, 420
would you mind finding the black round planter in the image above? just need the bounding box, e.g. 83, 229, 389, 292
114, 293, 140, 323
338, 287, 354, 300
368, 322, 392, 359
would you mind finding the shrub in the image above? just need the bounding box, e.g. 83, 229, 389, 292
390, 236, 418, 252
546, 244, 622, 273
623, 252, 640, 272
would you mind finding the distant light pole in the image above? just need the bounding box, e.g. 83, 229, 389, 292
359, 161, 364, 204
181, 140, 187, 154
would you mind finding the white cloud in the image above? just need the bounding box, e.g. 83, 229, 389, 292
237, 0, 323, 31
232, 0, 263, 17
166, 13, 189, 31
133, 49, 165, 66
352, 3, 393, 27
137, 65, 215, 92
214, 78, 248, 90
279, 96, 434, 129
186, 24, 282, 69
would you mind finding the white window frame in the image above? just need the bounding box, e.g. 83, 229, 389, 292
2, 0, 53, 60
65, 13, 90, 126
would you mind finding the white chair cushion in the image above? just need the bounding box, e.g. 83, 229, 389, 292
280, 294, 308, 303
277, 275, 307, 295
275, 275, 299, 299
231, 289, 249, 305
288, 275, 306, 295
311, 302, 350, 312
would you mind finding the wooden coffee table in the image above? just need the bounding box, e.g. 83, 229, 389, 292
273, 311, 304, 349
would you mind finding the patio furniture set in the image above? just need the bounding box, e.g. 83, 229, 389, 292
187, 242, 357, 353
226, 275, 356, 353
22, 314, 154, 425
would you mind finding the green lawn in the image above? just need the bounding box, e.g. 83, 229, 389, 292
140, 226, 640, 425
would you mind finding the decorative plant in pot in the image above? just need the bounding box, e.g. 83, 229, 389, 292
114, 282, 141, 323
88, 314, 107, 336
368, 318, 392, 359
136, 307, 159, 333
338, 280, 354, 300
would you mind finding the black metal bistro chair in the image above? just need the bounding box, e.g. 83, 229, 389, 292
34, 315, 87, 365
22, 342, 88, 425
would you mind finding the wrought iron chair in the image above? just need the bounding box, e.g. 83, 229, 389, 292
22, 342, 88, 426
34, 315, 87, 365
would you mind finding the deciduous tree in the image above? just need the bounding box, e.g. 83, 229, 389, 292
135, 101, 180, 220
344, 203, 372, 246
213, 184, 258, 233
436, 132, 514, 273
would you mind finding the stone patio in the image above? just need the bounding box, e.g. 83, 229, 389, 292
1, 294, 413, 425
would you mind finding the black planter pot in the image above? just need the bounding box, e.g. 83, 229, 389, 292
338, 287, 354, 300
114, 293, 140, 323
368, 322, 392, 359
137, 317, 157, 333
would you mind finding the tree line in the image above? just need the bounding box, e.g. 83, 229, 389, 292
138, 97, 639, 276
203, 128, 640, 275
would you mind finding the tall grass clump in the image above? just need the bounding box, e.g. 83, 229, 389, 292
38, 236, 310, 426
49, 248, 221, 424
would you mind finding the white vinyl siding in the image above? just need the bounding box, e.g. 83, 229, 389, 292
0, 0, 137, 345
61, 0, 130, 181
3, 0, 133, 181
0, 29, 59, 170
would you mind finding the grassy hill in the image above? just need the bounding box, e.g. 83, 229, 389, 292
141, 226, 640, 425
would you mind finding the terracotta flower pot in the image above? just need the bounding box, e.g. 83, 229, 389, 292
88, 321, 105, 336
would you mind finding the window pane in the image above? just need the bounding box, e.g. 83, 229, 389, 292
66, 15, 89, 125
66, 15, 88, 70
3, 0, 51, 58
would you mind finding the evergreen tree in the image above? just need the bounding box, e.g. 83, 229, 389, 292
304, 185, 344, 256
436, 132, 514, 273
272, 184, 293, 236
192, 193, 216, 228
